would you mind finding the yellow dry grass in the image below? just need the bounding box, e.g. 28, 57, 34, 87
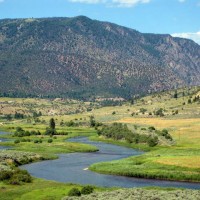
117, 117, 200, 147
155, 156, 200, 169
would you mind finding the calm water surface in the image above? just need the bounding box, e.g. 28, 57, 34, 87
20, 137, 200, 189
0, 131, 11, 150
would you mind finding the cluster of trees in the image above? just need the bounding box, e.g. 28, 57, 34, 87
155, 129, 173, 140
3, 112, 26, 121
97, 123, 159, 147
14, 127, 41, 137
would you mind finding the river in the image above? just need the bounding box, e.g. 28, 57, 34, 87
19, 136, 200, 189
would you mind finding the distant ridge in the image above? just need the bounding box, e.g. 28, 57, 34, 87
0, 16, 199, 99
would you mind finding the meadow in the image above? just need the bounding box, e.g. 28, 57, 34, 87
0, 86, 200, 198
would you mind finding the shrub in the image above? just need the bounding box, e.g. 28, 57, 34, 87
0, 171, 13, 181
68, 188, 81, 196
14, 139, 20, 144
81, 185, 94, 195
148, 126, 156, 131
147, 136, 158, 147
48, 138, 53, 143
34, 139, 39, 143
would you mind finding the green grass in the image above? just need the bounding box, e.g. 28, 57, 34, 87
0, 178, 110, 200
90, 148, 200, 182
0, 86, 200, 185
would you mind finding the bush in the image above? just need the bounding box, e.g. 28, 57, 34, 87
48, 138, 53, 143
68, 188, 81, 196
0, 171, 13, 181
148, 126, 156, 131
147, 136, 158, 147
14, 139, 20, 144
1, 169, 32, 185
81, 185, 94, 195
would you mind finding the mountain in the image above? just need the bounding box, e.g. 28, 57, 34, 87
0, 16, 200, 99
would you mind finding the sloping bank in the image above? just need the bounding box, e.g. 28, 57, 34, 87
89, 136, 200, 182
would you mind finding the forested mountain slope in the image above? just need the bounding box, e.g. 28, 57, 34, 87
0, 16, 199, 99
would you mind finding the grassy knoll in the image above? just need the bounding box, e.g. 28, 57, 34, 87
0, 178, 110, 200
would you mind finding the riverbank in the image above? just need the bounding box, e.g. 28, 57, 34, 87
89, 136, 200, 182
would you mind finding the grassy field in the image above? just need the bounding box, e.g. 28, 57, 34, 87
0, 178, 110, 200
89, 116, 200, 181
0, 86, 200, 195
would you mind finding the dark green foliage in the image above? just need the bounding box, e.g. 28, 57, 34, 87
188, 99, 192, 104
33, 111, 42, 118
55, 131, 68, 135
68, 188, 81, 197
154, 108, 164, 117
14, 112, 24, 119
81, 185, 94, 195
139, 108, 147, 114
0, 171, 13, 181
9, 169, 32, 185
173, 91, 178, 98
14, 139, 20, 144
50, 118, 55, 130
14, 127, 41, 137
147, 136, 158, 147
45, 118, 56, 135
65, 120, 76, 127
148, 126, 156, 131
5, 114, 12, 121
48, 138, 53, 143
100, 100, 122, 107
45, 127, 56, 135
0, 169, 32, 185
155, 129, 173, 141
89, 116, 96, 127
97, 123, 159, 146
98, 123, 132, 140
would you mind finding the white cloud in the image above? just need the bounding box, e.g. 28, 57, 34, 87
171, 31, 200, 45
178, 0, 186, 3
69, 0, 105, 4
112, 0, 150, 7
68, 0, 151, 7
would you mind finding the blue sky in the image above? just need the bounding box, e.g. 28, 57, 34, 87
0, 0, 200, 44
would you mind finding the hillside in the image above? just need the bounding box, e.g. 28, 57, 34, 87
0, 16, 200, 99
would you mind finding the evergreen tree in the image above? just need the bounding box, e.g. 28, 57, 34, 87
50, 118, 55, 130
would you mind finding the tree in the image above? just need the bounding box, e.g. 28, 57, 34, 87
50, 118, 55, 130
89, 116, 96, 127
45, 118, 56, 135
173, 91, 178, 99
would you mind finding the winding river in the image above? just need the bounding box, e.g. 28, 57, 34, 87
18, 136, 200, 189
